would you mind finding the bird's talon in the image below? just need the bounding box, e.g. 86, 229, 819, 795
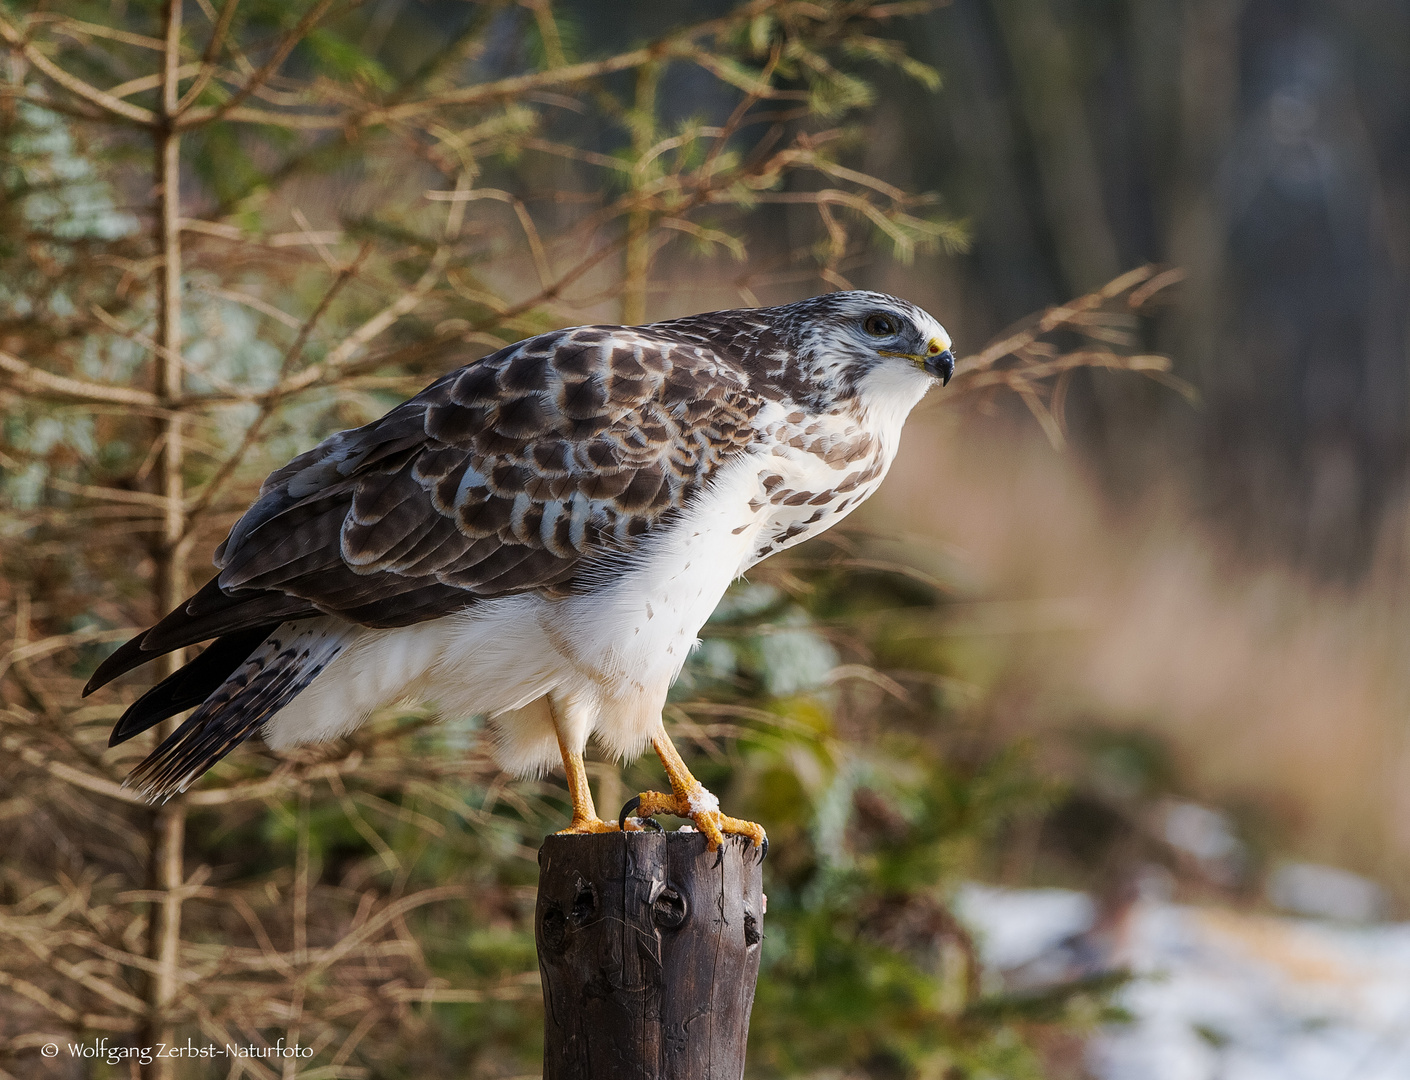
620, 789, 766, 857
618, 795, 643, 832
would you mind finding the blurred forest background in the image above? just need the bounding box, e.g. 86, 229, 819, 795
1, 0, 1408, 1078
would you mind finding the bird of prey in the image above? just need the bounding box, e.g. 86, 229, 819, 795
85, 291, 954, 850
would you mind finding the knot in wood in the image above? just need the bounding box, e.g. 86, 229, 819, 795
651, 886, 687, 929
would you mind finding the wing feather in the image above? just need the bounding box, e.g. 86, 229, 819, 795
91, 324, 764, 689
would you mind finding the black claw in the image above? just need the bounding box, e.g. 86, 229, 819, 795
618, 795, 641, 832
713, 846, 724, 868
619, 796, 663, 834
758, 835, 769, 864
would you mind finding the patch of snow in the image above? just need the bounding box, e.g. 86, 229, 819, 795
686, 787, 720, 815
1268, 862, 1387, 923
1095, 904, 1410, 1080
1164, 802, 1242, 863
958, 882, 1410, 1080
955, 884, 1095, 970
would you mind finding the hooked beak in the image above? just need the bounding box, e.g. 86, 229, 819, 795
925, 348, 955, 385
881, 336, 956, 384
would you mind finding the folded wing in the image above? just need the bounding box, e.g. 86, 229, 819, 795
88, 324, 764, 695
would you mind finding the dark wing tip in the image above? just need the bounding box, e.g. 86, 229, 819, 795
84, 631, 153, 697
84, 579, 317, 697
108, 707, 155, 747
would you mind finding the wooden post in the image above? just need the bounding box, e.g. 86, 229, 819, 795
536, 831, 765, 1080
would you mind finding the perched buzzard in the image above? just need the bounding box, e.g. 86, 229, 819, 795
86, 291, 954, 850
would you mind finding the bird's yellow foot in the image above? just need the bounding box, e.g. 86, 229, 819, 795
556, 815, 658, 835
619, 790, 768, 859
554, 815, 620, 836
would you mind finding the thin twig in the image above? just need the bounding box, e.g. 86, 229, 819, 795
175, 0, 337, 130
175, 0, 241, 113
0, 350, 161, 407
0, 15, 157, 125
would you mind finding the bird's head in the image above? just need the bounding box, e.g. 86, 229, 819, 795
776, 290, 954, 414
650, 289, 954, 416
836, 292, 954, 383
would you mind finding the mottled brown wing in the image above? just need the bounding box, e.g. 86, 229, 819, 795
211, 324, 764, 628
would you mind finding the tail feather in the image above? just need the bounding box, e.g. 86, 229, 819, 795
127, 620, 351, 800
108, 626, 279, 747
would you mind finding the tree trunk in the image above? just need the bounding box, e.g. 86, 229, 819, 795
142, 4, 189, 1076
536, 831, 765, 1080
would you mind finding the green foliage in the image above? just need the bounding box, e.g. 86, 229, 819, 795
302, 28, 397, 92
697, 556, 1083, 1078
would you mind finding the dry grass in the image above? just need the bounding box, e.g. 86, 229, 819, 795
877, 407, 1410, 901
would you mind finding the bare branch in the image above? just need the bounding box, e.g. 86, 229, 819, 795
197, 285, 305, 330
0, 16, 157, 125
106, 62, 201, 102
0, 350, 162, 407
180, 216, 345, 249
953, 264, 1161, 380
175, 0, 338, 130
0, 969, 80, 1024
182, 2, 782, 132
426, 187, 553, 288
383, 977, 541, 1004
183, 246, 368, 530
176, 0, 241, 112
46, 17, 169, 52
367, 44, 662, 126
277, 247, 449, 393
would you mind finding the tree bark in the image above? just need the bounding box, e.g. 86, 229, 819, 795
142, 5, 188, 1078
536, 831, 765, 1080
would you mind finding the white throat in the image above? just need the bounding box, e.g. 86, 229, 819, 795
852, 362, 935, 445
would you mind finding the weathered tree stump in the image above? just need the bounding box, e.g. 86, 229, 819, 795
536, 831, 765, 1080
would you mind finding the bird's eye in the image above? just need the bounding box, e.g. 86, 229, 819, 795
863, 313, 898, 337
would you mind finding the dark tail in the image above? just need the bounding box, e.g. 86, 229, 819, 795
127, 620, 351, 801
108, 626, 279, 747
